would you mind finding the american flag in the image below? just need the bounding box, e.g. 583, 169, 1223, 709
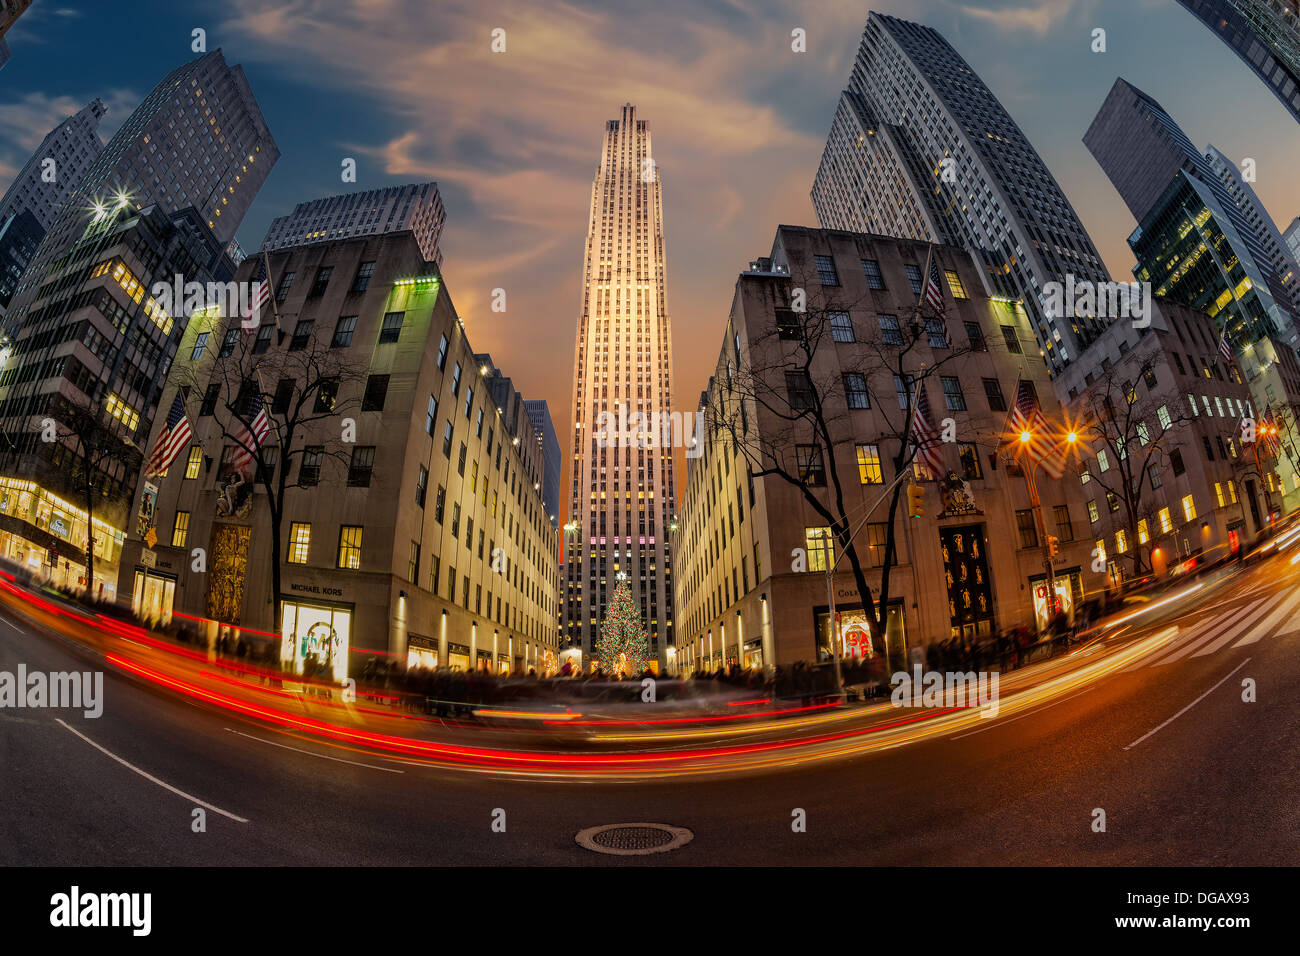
910, 382, 945, 478
230, 389, 271, 475
1218, 329, 1234, 365
242, 255, 271, 330
1007, 380, 1064, 479
143, 394, 192, 479
924, 254, 946, 314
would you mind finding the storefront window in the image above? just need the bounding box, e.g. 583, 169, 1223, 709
281, 601, 352, 683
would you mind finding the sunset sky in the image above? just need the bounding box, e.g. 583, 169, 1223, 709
5, 0, 1300, 522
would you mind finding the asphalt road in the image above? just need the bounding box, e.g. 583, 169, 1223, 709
2, 550, 1297, 866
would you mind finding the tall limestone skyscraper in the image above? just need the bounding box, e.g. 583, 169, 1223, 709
563, 104, 677, 669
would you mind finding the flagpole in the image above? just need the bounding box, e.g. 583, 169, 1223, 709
261, 247, 285, 346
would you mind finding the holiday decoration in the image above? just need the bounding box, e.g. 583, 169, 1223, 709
594, 573, 651, 677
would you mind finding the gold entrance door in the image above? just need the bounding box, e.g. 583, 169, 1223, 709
206, 523, 252, 624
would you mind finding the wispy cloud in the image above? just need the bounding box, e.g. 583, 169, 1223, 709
951, 0, 1095, 37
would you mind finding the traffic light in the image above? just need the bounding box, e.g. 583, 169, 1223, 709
906, 481, 925, 518
1047, 534, 1059, 557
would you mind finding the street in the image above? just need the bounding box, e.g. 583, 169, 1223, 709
2, 549, 1296, 866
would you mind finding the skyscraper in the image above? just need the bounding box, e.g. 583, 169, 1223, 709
811, 12, 1111, 374
1175, 0, 1300, 126
0, 98, 107, 233
1083, 77, 1300, 339
564, 104, 676, 667
262, 183, 446, 267
524, 399, 561, 528
6, 50, 278, 323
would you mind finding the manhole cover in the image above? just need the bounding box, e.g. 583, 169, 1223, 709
575, 823, 693, 856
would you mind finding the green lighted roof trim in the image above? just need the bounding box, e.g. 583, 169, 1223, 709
393, 276, 441, 287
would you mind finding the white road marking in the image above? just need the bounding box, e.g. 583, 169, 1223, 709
1123, 657, 1252, 751
224, 727, 404, 773
1230, 590, 1300, 648
1193, 591, 1291, 657
56, 718, 249, 822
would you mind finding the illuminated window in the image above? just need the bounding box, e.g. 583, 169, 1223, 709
184, 446, 202, 479
288, 522, 311, 564
1158, 507, 1172, 533
171, 511, 190, 548
337, 525, 363, 569
1182, 495, 1196, 522
105, 394, 140, 431
1215, 483, 1225, 507
1115, 529, 1128, 554
944, 270, 968, 299
1138, 519, 1149, 544
856, 444, 883, 484
805, 527, 833, 572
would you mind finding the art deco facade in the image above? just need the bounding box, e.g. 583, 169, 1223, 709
563, 105, 677, 666
262, 183, 446, 268
117, 231, 560, 679
812, 12, 1111, 375
672, 227, 1094, 671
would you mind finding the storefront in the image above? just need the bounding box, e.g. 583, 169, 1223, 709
280, 599, 352, 683
406, 633, 438, 669
815, 600, 907, 671
743, 637, 763, 669
131, 567, 176, 625
1028, 568, 1084, 632
447, 642, 471, 671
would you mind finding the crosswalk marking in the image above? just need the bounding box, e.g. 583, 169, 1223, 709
1230, 590, 1300, 648
1192, 590, 1292, 657
1121, 589, 1290, 671
1152, 592, 1286, 665
1151, 618, 1237, 666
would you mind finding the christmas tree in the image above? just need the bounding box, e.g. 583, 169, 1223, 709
595, 573, 651, 678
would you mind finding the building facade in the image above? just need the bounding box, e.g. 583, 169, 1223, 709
672, 227, 1096, 672
117, 231, 560, 679
5, 50, 278, 328
563, 104, 677, 667
0, 202, 236, 597
1130, 171, 1297, 350
524, 398, 561, 527
1175, 0, 1300, 126
261, 183, 446, 268
811, 12, 1111, 375
1056, 299, 1272, 574
0, 98, 107, 234
1083, 78, 1300, 319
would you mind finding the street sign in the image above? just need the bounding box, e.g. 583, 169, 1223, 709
141, 548, 157, 569
144, 527, 158, 549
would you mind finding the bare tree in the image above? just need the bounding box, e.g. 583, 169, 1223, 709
172, 320, 367, 638
51, 393, 142, 598
707, 274, 979, 642
1072, 356, 1194, 575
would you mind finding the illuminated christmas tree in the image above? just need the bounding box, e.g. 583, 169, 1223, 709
595, 573, 651, 678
